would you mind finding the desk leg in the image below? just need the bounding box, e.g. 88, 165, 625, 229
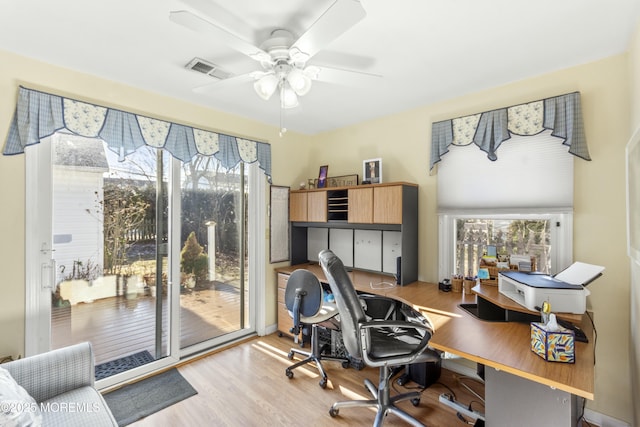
485, 367, 580, 426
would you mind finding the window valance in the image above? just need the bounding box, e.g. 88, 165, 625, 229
430, 92, 590, 171
3, 86, 272, 182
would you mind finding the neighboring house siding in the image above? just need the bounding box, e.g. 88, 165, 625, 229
53, 167, 104, 284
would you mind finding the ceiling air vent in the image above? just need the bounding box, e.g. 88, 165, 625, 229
185, 58, 232, 80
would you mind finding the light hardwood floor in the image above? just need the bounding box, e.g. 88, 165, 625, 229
127, 333, 485, 427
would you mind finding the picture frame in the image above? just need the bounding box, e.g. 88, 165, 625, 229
363, 158, 382, 184
317, 165, 329, 188
327, 174, 359, 187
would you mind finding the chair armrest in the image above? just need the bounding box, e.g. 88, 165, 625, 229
4, 342, 95, 403
359, 294, 435, 331
360, 319, 433, 338
358, 294, 401, 320
359, 320, 436, 367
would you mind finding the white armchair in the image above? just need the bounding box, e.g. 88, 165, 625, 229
2, 342, 117, 427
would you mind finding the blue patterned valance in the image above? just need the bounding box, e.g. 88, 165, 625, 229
430, 92, 590, 171
3, 86, 272, 182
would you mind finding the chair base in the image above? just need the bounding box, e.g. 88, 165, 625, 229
329, 364, 425, 427
285, 324, 350, 388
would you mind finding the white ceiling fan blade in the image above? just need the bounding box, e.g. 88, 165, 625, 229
170, 10, 271, 63
290, 0, 366, 61
178, 0, 255, 39
313, 65, 382, 87
192, 73, 255, 94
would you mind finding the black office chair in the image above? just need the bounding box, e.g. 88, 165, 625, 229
319, 249, 440, 427
284, 269, 350, 388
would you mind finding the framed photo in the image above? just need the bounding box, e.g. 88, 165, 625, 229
327, 174, 359, 187
363, 158, 382, 184
317, 165, 328, 188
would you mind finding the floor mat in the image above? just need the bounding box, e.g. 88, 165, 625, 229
95, 350, 155, 380
103, 368, 197, 426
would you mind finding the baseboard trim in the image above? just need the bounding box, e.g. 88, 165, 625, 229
264, 323, 278, 336
582, 409, 629, 427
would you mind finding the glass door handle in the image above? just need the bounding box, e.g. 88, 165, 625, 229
41, 259, 55, 290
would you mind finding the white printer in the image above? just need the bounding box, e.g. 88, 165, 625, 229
498, 262, 605, 314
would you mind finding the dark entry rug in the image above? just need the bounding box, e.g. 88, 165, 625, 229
95, 350, 155, 380
103, 368, 198, 426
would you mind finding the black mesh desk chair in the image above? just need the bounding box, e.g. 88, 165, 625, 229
319, 249, 440, 427
284, 269, 350, 388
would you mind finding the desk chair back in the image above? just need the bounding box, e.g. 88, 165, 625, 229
285, 269, 323, 336
284, 268, 350, 388
318, 249, 367, 359
319, 249, 440, 426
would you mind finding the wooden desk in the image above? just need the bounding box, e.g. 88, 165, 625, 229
276, 264, 594, 401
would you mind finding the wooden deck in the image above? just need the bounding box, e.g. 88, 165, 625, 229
52, 282, 248, 365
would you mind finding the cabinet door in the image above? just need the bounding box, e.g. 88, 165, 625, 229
348, 187, 373, 223
289, 192, 308, 222
373, 186, 403, 224
307, 191, 327, 222
277, 273, 295, 336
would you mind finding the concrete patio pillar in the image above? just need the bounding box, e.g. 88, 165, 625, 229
206, 221, 216, 281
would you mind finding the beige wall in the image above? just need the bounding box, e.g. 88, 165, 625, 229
0, 49, 307, 359
1, 41, 636, 423
303, 56, 632, 423
629, 18, 640, 427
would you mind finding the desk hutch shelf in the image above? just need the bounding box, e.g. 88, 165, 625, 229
289, 182, 418, 285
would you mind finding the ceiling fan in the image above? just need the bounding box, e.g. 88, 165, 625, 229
170, 0, 376, 112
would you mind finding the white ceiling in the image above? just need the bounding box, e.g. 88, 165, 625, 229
2, 0, 640, 135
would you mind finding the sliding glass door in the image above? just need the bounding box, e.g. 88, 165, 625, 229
178, 155, 251, 352
45, 134, 170, 383
26, 132, 260, 385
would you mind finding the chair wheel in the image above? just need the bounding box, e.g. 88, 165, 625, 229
287, 351, 294, 360
285, 369, 293, 379
329, 408, 339, 417
319, 378, 327, 388
341, 360, 350, 369
411, 397, 420, 407
349, 358, 365, 370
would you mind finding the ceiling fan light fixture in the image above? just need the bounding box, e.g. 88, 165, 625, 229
288, 47, 310, 64
286, 68, 312, 96
253, 74, 279, 100
303, 65, 321, 80
280, 82, 299, 109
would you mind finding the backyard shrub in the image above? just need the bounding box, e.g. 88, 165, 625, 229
180, 231, 208, 282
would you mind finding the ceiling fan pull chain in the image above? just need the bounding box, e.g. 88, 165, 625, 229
279, 103, 287, 137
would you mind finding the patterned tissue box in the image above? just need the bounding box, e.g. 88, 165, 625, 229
530, 322, 575, 363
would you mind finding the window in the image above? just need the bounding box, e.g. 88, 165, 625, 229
436, 131, 574, 280
10, 87, 270, 365
438, 212, 573, 280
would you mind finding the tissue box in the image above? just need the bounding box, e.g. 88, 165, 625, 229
530, 322, 575, 363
